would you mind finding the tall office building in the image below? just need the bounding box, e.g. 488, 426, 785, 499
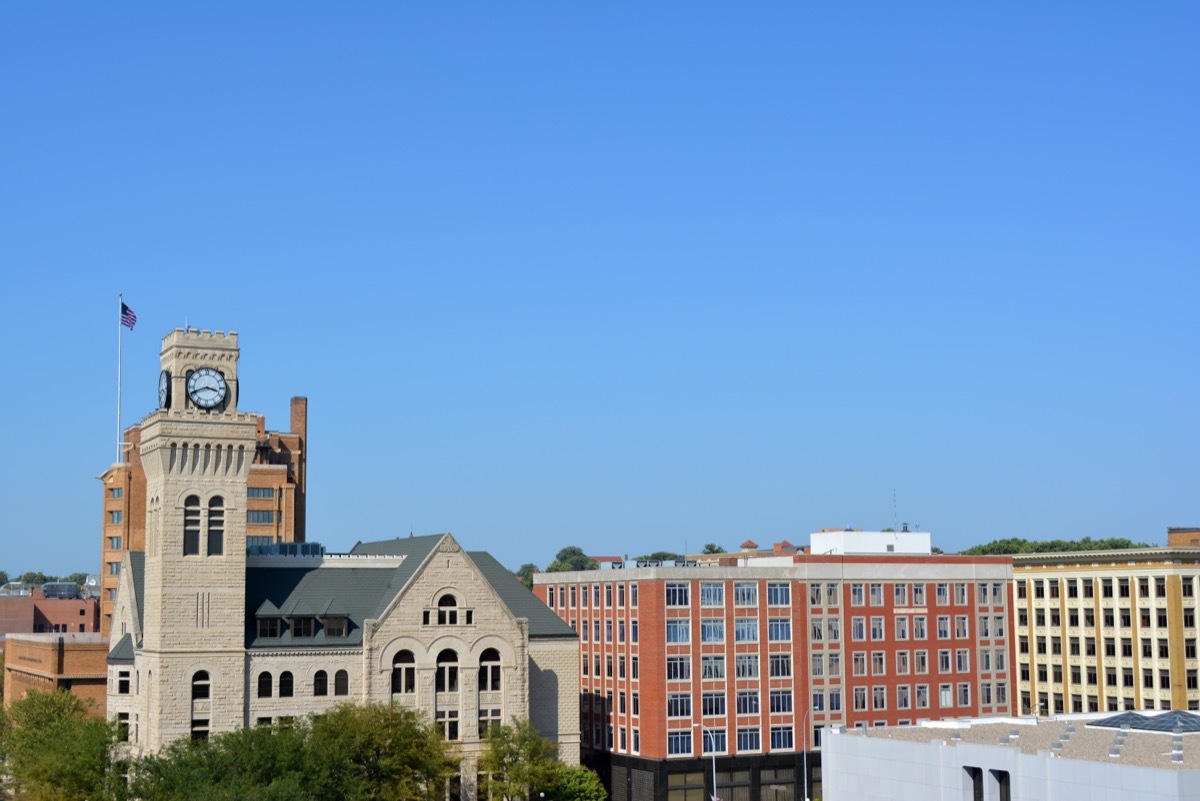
535, 535, 1013, 801
97, 329, 306, 634
1012, 544, 1200, 716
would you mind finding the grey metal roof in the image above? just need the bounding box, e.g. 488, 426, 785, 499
1090, 710, 1200, 733
129, 551, 145, 636
107, 632, 135, 664
467, 551, 576, 639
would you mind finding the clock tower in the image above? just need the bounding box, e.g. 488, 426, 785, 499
138, 328, 257, 746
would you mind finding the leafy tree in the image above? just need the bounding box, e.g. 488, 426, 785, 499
634, 551, 683, 562
0, 651, 4, 705
960, 537, 1152, 556
0, 569, 9, 586
304, 703, 455, 801
0, 688, 126, 801
701, 543, 726, 554
18, 571, 53, 586
516, 563, 539, 590
66, 572, 91, 586
479, 719, 559, 801
551, 763, 607, 801
545, 547, 598, 573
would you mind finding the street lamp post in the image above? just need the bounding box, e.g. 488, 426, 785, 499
693, 722, 717, 801
800, 709, 810, 801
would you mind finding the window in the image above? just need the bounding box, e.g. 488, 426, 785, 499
192, 670, 210, 700
769, 653, 791, 678
916, 685, 929, 708
871, 617, 884, 640
334, 669, 349, 696
279, 671, 294, 698
829, 652, 841, 676
957, 650, 970, 672
702, 692, 726, 716
869, 583, 883, 605
829, 689, 842, 711
895, 616, 909, 640
108, 562, 121, 575
770, 726, 794, 749
810, 583, 823, 605
700, 583, 724, 606
895, 583, 909, 606
827, 618, 841, 641
117, 712, 130, 742
768, 619, 791, 641
873, 686, 886, 710
958, 683, 971, 706
437, 594, 461, 625
769, 690, 793, 713
436, 709, 459, 741
737, 691, 760, 714
735, 618, 758, 642
632, 620, 639, 642
315, 670, 329, 696
738, 728, 761, 751
667, 657, 691, 681
939, 650, 951, 672
852, 616, 866, 640
111, 487, 124, 499
667, 620, 690, 643
955, 583, 968, 605
108, 536, 122, 550
811, 653, 824, 676
811, 619, 824, 641
956, 616, 969, 638
206, 497, 224, 555
248, 487, 274, 498
872, 652, 886, 675
479, 648, 502, 691
939, 684, 953, 707
667, 730, 693, 755
734, 583, 758, 606
701, 655, 726, 679
257, 672, 272, 698
812, 691, 825, 712
183, 495, 201, 555
914, 616, 927, 639
852, 652, 866, 676
735, 654, 759, 678
666, 583, 690, 606
109, 510, 123, 524
436, 649, 459, 692
896, 651, 910, 675
700, 728, 727, 754
937, 616, 950, 639
851, 583, 865, 605
291, 617, 316, 638
701, 620, 725, 643
667, 693, 692, 717
324, 616, 347, 638
247, 510, 275, 524
767, 583, 790, 605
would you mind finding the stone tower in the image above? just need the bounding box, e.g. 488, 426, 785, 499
138, 328, 257, 747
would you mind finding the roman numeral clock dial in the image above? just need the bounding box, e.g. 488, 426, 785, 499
186, 367, 228, 410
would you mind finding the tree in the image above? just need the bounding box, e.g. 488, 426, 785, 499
551, 763, 607, 801
0, 569, 9, 586
515, 563, 539, 590
0, 688, 126, 801
960, 537, 1152, 556
479, 719, 560, 801
634, 551, 683, 562
545, 547, 598, 573
18, 571, 52, 585
66, 572, 91, 586
701, 543, 726, 554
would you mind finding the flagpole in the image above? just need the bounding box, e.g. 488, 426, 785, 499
117, 293, 123, 463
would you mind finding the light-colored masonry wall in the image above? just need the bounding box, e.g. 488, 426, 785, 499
529, 637, 581, 764
248, 651, 363, 721
823, 730, 1200, 801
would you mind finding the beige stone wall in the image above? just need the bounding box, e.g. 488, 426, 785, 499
529, 637, 582, 764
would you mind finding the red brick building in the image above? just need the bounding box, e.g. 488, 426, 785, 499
534, 541, 1014, 801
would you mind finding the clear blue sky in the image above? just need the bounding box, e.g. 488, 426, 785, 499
2, 3, 1196, 577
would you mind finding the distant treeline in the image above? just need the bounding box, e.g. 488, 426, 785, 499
960, 537, 1152, 556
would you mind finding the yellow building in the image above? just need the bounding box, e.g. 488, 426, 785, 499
1013, 546, 1200, 716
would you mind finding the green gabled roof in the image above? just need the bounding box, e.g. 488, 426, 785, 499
107, 632, 135, 664
467, 551, 576, 639
349, 533, 446, 557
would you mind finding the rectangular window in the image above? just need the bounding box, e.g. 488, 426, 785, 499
666, 620, 690, 643
247, 487, 275, 498
957, 649, 970, 672
735, 654, 759, 678
872, 651, 886, 675
851, 583, 865, 605
895, 616, 909, 640
896, 650, 910, 675
916, 685, 929, 708
812, 691, 825, 711
667, 657, 690, 681
829, 689, 842, 711
632, 620, 639, 643
666, 583, 690, 606
871, 617, 885, 640
895, 583, 909, 606
734, 583, 758, 606
700, 583, 724, 607
108, 561, 120, 576
735, 618, 758, 642
770, 726, 794, 750
869, 583, 884, 605
854, 687, 867, 711
809, 583, 823, 605
109, 510, 123, 524
811, 653, 824, 676
914, 615, 927, 639
913, 584, 926, 606
956, 616, 969, 638
737, 691, 760, 714
769, 690, 793, 713
667, 731, 692, 755
700, 728, 727, 754
958, 683, 971, 706
767, 582, 791, 605
737, 728, 761, 751
955, 583, 968, 605
873, 686, 886, 710
852, 616, 866, 640
667, 693, 692, 717
701, 655, 725, 679
936, 583, 949, 604
701, 620, 725, 643
811, 619, 824, 641
702, 692, 726, 716
111, 487, 124, 499
768, 618, 791, 641
937, 616, 950, 638
769, 653, 791, 678
247, 510, 275, 524
108, 536, 122, 550
827, 617, 841, 641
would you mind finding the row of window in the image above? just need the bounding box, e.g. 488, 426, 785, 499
665, 618, 792, 643
1020, 664, 1200, 692
1018, 607, 1196, 630
583, 653, 639, 679
255, 669, 349, 698
666, 583, 791, 608
665, 653, 793, 680
849, 682, 987, 711
576, 618, 639, 643
847, 614, 1003, 641
1017, 576, 1196, 600
665, 726, 795, 755
666, 689, 796, 717
848, 647, 1006, 677
546, 583, 639, 610
256, 615, 348, 639
1018, 635, 1200, 659
389, 648, 503, 694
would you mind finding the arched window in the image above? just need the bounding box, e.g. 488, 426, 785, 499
207, 496, 224, 555
257, 672, 272, 698
314, 670, 328, 696
334, 669, 349, 696
192, 670, 210, 700
279, 671, 294, 698
479, 648, 501, 692
437, 594, 458, 625
183, 495, 201, 555
436, 649, 459, 693
392, 651, 415, 695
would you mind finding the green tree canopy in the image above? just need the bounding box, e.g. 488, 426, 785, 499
701, 543, 726, 554
0, 569, 9, 586
551, 763, 607, 801
960, 537, 1152, 555
634, 551, 684, 562
515, 563, 539, 590
479, 719, 560, 801
0, 688, 126, 801
545, 547, 599, 573
18, 571, 53, 585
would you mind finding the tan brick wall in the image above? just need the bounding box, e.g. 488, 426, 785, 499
529, 638, 582, 764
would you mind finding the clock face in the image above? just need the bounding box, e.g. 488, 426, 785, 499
158, 370, 171, 409
187, 367, 228, 409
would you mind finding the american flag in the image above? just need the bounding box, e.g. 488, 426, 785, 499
120, 302, 137, 330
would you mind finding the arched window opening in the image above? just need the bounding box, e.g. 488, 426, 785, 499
436, 649, 459, 693
279, 671, 294, 698
479, 648, 501, 692
257, 672, 272, 698
183, 496, 201, 555
392, 651, 416, 695
334, 669, 349, 696
192, 670, 210, 700
314, 670, 328, 696
438, 594, 458, 625
207, 496, 224, 555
